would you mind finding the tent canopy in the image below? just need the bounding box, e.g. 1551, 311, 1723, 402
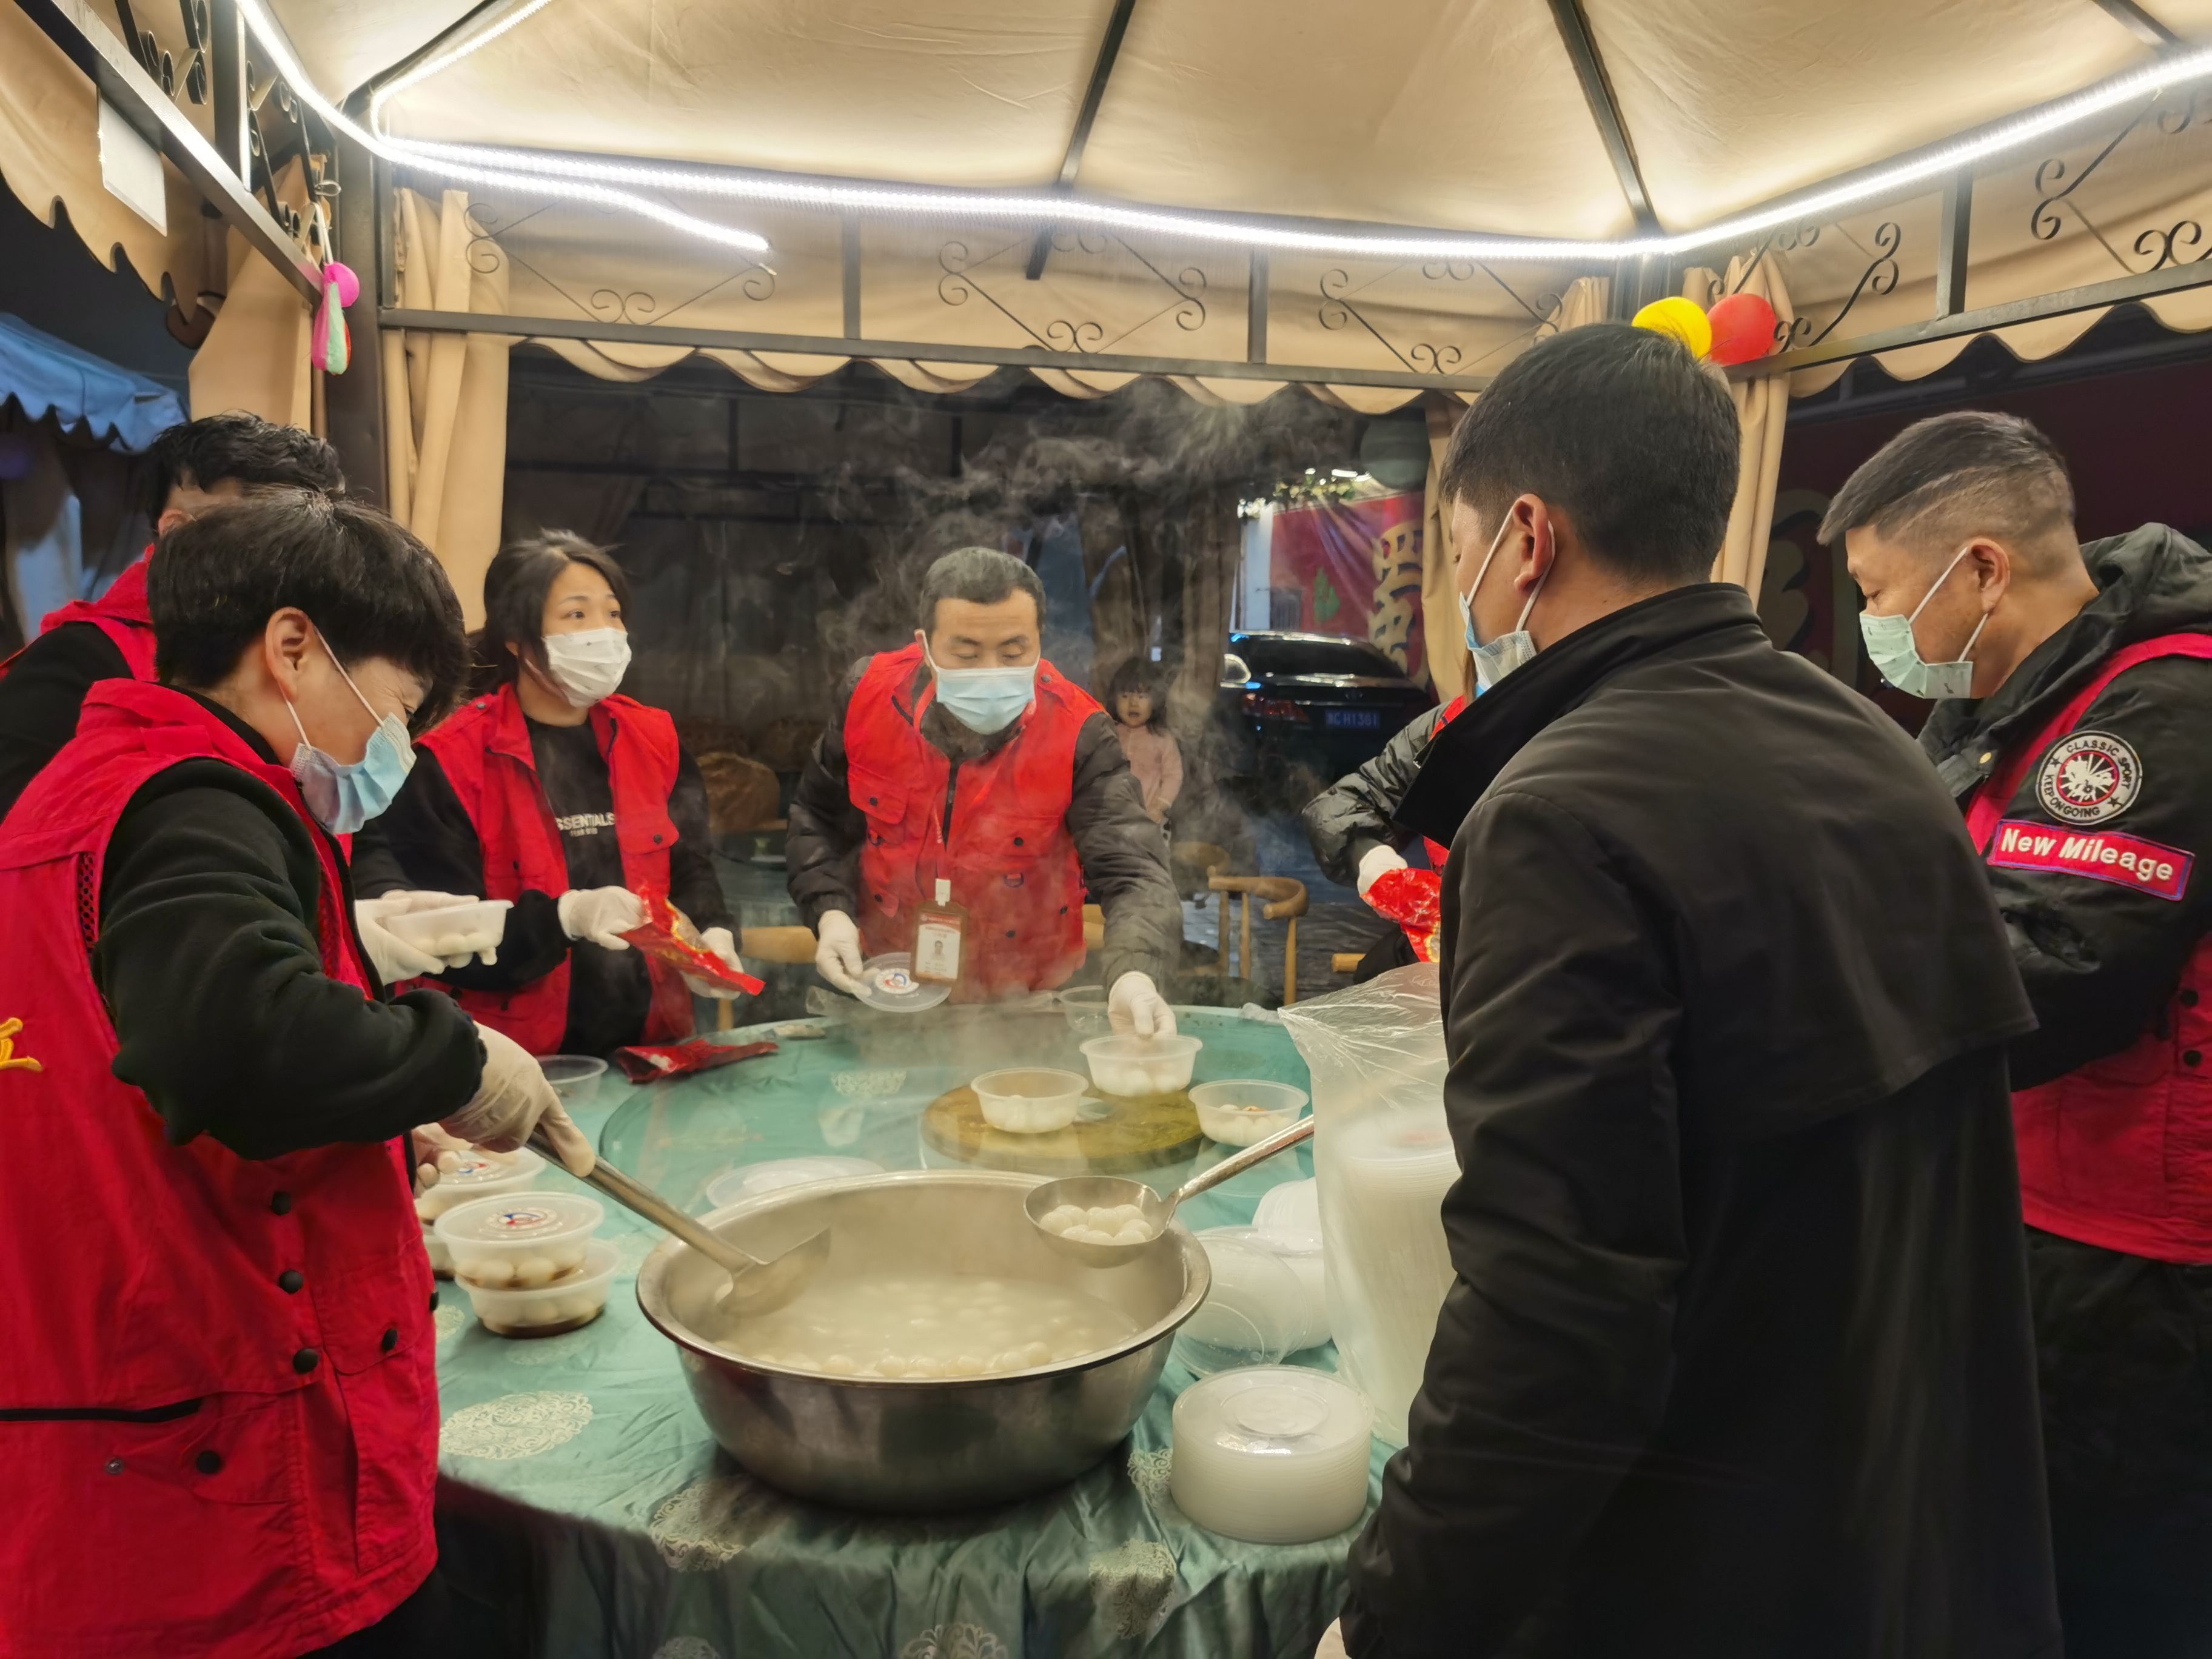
278, 0, 2208, 246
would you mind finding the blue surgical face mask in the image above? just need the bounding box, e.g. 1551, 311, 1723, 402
923, 638, 1037, 734
1458, 513, 1547, 692
284, 629, 415, 834
1857, 543, 1991, 701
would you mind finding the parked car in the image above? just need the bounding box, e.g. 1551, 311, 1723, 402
1211, 631, 1437, 805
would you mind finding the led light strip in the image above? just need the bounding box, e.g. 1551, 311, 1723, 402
255, 0, 2212, 266
233, 0, 771, 255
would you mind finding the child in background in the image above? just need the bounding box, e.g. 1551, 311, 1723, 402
1107, 659, 1182, 827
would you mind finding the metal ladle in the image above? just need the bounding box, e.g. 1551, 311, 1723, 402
529, 1130, 828, 1322
1024, 1114, 1316, 1267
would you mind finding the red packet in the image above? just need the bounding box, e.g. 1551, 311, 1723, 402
610, 1039, 777, 1083
619, 886, 765, 995
1367, 867, 1444, 964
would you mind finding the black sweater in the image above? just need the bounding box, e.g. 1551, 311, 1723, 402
351, 712, 731, 1056
0, 621, 131, 822
95, 695, 484, 1158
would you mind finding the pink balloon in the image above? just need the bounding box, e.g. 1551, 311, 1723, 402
323, 261, 361, 307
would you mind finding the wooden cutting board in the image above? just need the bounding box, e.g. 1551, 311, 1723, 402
920, 1084, 1204, 1175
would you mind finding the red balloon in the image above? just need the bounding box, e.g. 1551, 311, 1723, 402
1706, 292, 1778, 366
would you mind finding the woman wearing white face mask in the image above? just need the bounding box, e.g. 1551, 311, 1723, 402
353, 532, 747, 1056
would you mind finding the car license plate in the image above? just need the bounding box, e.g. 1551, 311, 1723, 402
1323, 708, 1382, 730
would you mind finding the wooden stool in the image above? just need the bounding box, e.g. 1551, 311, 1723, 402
1207, 874, 1311, 1005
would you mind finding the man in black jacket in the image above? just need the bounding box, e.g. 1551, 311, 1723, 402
1826, 412, 2212, 1658
1335, 324, 2059, 1658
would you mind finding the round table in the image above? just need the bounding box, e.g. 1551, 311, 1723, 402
431, 1007, 1371, 1659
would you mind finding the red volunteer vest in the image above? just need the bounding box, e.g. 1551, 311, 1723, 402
1418, 694, 1472, 869
37, 548, 160, 679
845, 645, 1093, 1000
1966, 633, 2212, 1263
422, 683, 691, 1054
0, 680, 436, 1657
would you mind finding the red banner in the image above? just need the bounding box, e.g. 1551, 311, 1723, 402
1269, 492, 1427, 680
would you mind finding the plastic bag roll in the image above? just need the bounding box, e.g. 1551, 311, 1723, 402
1281, 963, 1459, 1444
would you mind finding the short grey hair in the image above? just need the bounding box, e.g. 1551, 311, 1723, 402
918, 546, 1047, 632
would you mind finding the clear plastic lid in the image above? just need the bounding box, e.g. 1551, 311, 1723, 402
1253, 1177, 1324, 1252
1175, 1366, 1371, 1463
705, 1156, 881, 1211
444, 1146, 545, 1188
1179, 1230, 1310, 1374
434, 1191, 603, 1248
1198, 1225, 1330, 1352
857, 952, 951, 1013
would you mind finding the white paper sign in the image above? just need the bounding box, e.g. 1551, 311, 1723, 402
98, 99, 167, 233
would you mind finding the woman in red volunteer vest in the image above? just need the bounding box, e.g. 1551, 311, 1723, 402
352, 533, 747, 1057
0, 493, 589, 1657
0, 411, 344, 823
785, 546, 1182, 1021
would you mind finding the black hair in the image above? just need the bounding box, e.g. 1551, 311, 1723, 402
150, 492, 467, 732
1818, 411, 2075, 554
1105, 657, 1162, 725
918, 546, 1047, 633
1439, 322, 1739, 585
472, 531, 634, 694
141, 412, 344, 520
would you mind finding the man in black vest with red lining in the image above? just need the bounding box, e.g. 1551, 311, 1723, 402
1829, 411, 2212, 1659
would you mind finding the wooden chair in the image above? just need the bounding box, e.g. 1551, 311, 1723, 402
1207, 874, 1311, 1005
1332, 952, 1365, 976
1082, 903, 1106, 951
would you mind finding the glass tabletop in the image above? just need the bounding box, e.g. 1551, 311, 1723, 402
598, 1004, 1316, 1232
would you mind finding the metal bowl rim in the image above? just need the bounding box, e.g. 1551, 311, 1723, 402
634, 1167, 1212, 1385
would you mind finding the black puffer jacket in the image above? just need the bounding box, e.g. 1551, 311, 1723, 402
786, 655, 1181, 988
1918, 524, 2212, 1088
1302, 698, 1466, 886
1342, 584, 2058, 1659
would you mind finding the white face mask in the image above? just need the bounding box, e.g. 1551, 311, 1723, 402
537, 628, 630, 708
922, 637, 1037, 734
1457, 513, 1548, 692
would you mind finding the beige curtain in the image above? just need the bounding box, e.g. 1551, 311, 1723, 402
189, 229, 313, 427
384, 189, 515, 626
1701, 256, 1795, 600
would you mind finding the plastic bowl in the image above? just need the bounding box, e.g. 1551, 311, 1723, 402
434, 1192, 603, 1289
383, 897, 512, 959
423, 1222, 453, 1278
538, 1054, 607, 1105
1190, 1079, 1309, 1147
1170, 1366, 1373, 1543
412, 1145, 545, 1223
1080, 1034, 1202, 1098
1056, 985, 1111, 1037
971, 1067, 1088, 1134
461, 1238, 619, 1338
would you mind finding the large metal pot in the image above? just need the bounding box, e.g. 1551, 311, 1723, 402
636, 1169, 1210, 1512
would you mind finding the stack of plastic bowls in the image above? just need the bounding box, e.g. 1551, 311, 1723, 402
1170, 1367, 1374, 1542
1326, 1105, 1460, 1437
1193, 1225, 1330, 1358
434, 1192, 611, 1338
414, 1145, 544, 1277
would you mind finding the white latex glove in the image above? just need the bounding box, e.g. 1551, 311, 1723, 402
1314, 1620, 1349, 1659
441, 1024, 595, 1176
1354, 843, 1408, 902
814, 910, 866, 996
557, 886, 645, 950
683, 926, 752, 999
1108, 971, 1178, 1038
356, 891, 478, 981
409, 1122, 471, 1194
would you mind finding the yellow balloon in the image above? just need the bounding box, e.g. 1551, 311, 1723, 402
1631, 297, 1714, 359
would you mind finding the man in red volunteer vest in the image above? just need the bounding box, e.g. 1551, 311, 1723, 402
0, 411, 344, 823
1830, 412, 2212, 1658
0, 492, 590, 1657
787, 547, 1181, 1022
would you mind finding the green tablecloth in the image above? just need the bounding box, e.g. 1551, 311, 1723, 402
431, 1008, 1372, 1659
